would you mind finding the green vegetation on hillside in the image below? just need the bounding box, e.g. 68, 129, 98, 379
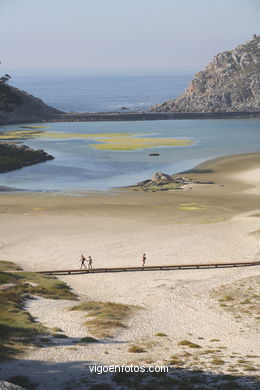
0, 74, 21, 112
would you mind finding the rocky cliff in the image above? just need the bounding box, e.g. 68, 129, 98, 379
150, 35, 260, 113
0, 85, 63, 125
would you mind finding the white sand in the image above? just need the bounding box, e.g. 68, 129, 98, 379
0, 163, 260, 389
235, 167, 260, 195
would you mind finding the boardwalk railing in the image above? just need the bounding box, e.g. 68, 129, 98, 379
37, 261, 260, 276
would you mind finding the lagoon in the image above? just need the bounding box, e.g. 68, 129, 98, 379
0, 119, 259, 192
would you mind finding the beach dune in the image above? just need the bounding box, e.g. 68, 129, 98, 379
0, 152, 260, 388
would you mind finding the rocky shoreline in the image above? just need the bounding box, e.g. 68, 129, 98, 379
0, 143, 54, 173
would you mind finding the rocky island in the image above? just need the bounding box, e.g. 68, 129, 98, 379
150, 35, 260, 113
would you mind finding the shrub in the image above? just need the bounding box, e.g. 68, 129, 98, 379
128, 345, 146, 353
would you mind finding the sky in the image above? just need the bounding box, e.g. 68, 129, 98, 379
0, 0, 259, 76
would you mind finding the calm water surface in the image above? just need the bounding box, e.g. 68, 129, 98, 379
0, 119, 259, 191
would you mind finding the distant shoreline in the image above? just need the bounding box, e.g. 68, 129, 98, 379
50, 110, 260, 123
1, 110, 260, 126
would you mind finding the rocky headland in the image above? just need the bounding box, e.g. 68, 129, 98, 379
0, 83, 63, 125
0, 76, 56, 175
0, 143, 54, 173
150, 35, 260, 113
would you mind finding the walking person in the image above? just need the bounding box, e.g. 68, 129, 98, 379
88, 256, 93, 269
80, 254, 87, 269
142, 253, 146, 268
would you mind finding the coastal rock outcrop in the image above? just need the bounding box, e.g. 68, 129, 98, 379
150, 35, 260, 113
151, 171, 174, 184
137, 171, 215, 191
137, 172, 194, 191
0, 85, 63, 125
0, 143, 54, 173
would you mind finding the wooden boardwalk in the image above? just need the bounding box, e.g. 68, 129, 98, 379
37, 260, 260, 276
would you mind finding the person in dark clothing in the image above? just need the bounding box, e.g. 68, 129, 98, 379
142, 253, 146, 267
88, 256, 93, 269
80, 254, 87, 269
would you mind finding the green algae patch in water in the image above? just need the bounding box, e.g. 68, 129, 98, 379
40, 131, 139, 140
0, 129, 45, 140
0, 130, 135, 140
86, 132, 133, 138
88, 136, 192, 151
20, 126, 48, 129
0, 129, 192, 151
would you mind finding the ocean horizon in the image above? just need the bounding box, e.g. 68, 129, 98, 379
9, 73, 193, 113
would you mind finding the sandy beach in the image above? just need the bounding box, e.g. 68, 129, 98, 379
0, 152, 260, 389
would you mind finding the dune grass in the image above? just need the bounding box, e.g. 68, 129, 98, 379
155, 332, 167, 337
70, 300, 137, 338
178, 340, 202, 348
14, 271, 77, 301
0, 260, 77, 360
0, 260, 22, 271
78, 336, 99, 344
128, 345, 146, 353
212, 276, 260, 324
0, 273, 48, 360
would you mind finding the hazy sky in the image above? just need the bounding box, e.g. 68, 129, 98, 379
0, 0, 259, 75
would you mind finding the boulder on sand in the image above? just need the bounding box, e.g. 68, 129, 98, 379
151, 172, 174, 184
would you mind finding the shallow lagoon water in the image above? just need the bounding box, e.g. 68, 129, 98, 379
0, 119, 259, 191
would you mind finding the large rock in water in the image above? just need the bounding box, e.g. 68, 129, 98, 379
150, 35, 260, 112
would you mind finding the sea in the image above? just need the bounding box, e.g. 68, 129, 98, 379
10, 74, 192, 113
1, 74, 260, 192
